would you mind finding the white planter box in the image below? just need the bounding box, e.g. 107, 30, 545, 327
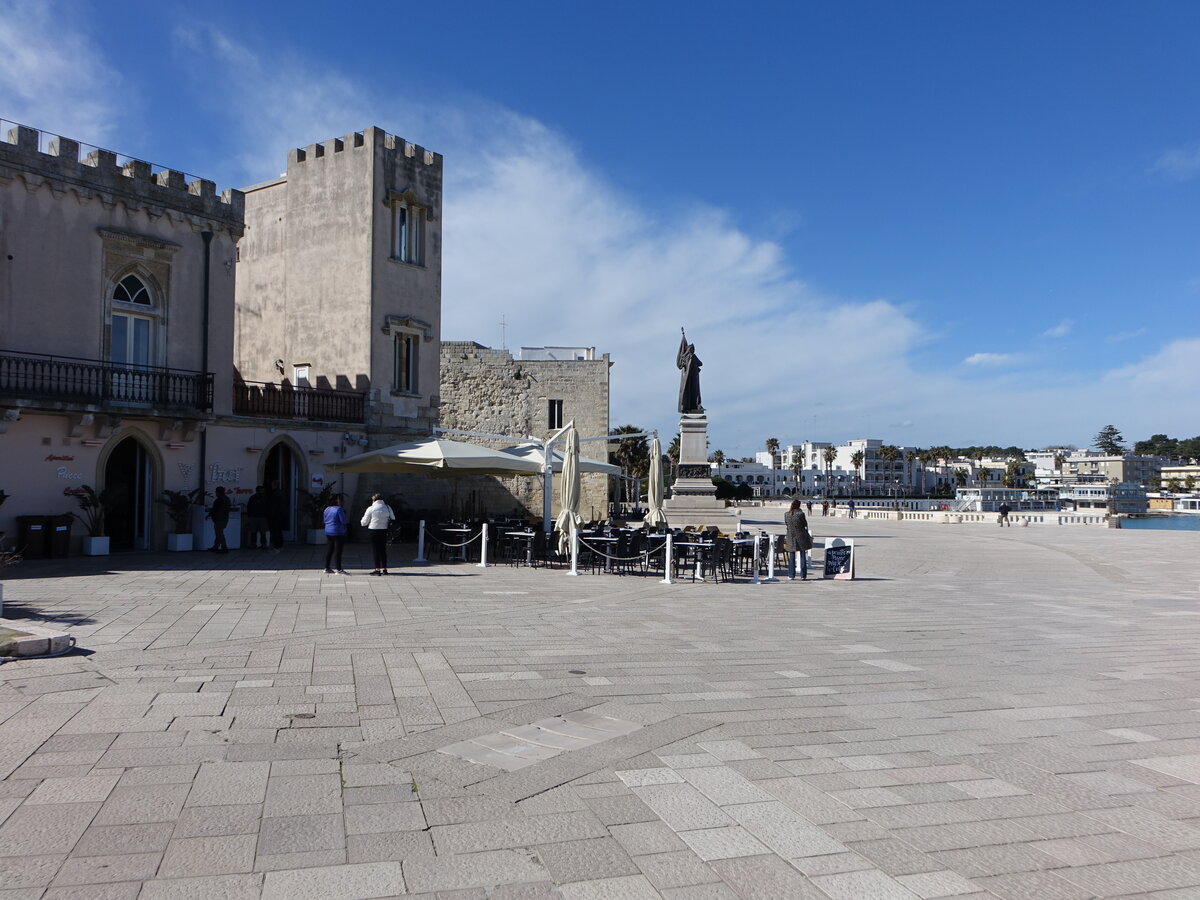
166, 533, 193, 552
82, 536, 110, 556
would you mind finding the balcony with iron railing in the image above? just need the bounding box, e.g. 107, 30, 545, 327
0, 350, 213, 414
232, 380, 366, 424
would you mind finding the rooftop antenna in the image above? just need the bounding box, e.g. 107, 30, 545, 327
500, 314, 507, 351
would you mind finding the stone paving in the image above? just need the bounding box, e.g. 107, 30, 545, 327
0, 512, 1199, 898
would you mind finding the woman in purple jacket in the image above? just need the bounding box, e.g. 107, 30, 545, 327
323, 496, 349, 574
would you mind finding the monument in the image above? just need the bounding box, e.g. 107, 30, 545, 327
663, 329, 739, 529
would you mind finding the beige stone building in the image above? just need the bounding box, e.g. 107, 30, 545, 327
0, 121, 243, 551
437, 343, 612, 521
0, 121, 444, 552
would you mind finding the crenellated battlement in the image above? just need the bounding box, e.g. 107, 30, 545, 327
0, 119, 244, 231
288, 126, 441, 170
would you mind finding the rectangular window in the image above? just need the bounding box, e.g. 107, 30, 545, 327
394, 334, 419, 393
111, 313, 152, 366
392, 203, 424, 265
547, 399, 563, 430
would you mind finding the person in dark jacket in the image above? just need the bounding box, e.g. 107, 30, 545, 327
208, 486, 231, 553
245, 485, 268, 549
784, 499, 814, 580
265, 482, 285, 553
323, 496, 349, 574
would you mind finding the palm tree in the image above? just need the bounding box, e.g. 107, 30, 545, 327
822, 445, 837, 497
850, 450, 865, 495
765, 438, 780, 496
953, 467, 969, 487
878, 445, 901, 496
667, 434, 681, 481
711, 449, 725, 469
791, 456, 804, 495
905, 449, 921, 495
978, 466, 991, 488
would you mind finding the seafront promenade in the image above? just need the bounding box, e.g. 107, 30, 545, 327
1, 513, 1199, 898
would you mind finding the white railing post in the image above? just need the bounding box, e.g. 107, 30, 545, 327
567, 527, 580, 576
415, 519, 427, 562
751, 534, 761, 585
659, 532, 674, 585
476, 522, 489, 568
764, 534, 778, 582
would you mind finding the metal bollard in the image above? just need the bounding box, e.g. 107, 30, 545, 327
567, 527, 580, 576
476, 522, 489, 568
660, 532, 674, 585
415, 519, 427, 562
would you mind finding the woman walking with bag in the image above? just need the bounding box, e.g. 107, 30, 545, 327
360, 493, 395, 576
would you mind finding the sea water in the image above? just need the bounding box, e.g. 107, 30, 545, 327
1122, 516, 1200, 531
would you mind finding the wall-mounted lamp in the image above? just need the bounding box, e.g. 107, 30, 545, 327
166, 442, 186, 450
246, 446, 263, 453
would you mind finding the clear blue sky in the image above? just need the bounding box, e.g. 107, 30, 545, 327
5, 0, 1198, 456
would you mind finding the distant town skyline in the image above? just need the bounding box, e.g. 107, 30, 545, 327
4, 0, 1198, 453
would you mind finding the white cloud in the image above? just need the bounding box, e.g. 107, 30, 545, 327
1106, 327, 1146, 343
1151, 144, 1200, 181
1040, 319, 1072, 338
0, 0, 122, 144
962, 352, 1014, 366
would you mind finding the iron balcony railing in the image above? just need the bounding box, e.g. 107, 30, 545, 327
233, 380, 366, 424
0, 350, 213, 413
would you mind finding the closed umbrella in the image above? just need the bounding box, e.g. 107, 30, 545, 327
327, 437, 543, 476
555, 426, 583, 556
644, 436, 668, 528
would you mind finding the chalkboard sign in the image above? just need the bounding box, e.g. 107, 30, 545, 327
823, 538, 855, 580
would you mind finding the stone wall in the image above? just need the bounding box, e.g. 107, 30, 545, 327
437, 342, 611, 521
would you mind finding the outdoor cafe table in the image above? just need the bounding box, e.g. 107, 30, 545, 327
440, 525, 472, 561
580, 533, 619, 572
502, 530, 535, 566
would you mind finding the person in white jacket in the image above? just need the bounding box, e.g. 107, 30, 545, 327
360, 493, 395, 575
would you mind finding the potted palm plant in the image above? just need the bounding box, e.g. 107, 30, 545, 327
65, 485, 111, 556
298, 481, 340, 544
157, 488, 206, 551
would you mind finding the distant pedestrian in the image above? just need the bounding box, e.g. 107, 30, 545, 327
361, 493, 395, 575
207, 486, 230, 553
265, 482, 286, 552
821, 500, 829, 516
998, 503, 1012, 527
847, 499, 857, 518
784, 499, 813, 581
323, 495, 349, 574
245, 485, 268, 548
806, 501, 813, 515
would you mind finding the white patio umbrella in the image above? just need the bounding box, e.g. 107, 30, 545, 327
644, 436, 669, 528
554, 426, 583, 556
498, 442, 621, 475
326, 437, 543, 476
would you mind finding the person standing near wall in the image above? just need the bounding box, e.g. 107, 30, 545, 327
208, 486, 231, 553
361, 493, 395, 576
323, 495, 349, 574
246, 485, 268, 549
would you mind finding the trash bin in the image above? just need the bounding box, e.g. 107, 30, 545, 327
47, 515, 73, 557
16, 516, 50, 559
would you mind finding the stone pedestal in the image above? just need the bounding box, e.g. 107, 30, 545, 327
663, 416, 739, 529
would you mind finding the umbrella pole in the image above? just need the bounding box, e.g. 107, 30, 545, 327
660, 532, 674, 585
476, 523, 489, 568
415, 520, 427, 562
567, 525, 579, 576
751, 534, 761, 585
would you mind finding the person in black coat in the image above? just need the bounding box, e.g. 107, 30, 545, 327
784, 499, 814, 580
208, 486, 231, 553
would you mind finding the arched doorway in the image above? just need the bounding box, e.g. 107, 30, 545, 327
263, 442, 301, 542
104, 436, 154, 551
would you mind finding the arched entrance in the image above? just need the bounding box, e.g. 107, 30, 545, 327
263, 442, 301, 542
104, 436, 155, 551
